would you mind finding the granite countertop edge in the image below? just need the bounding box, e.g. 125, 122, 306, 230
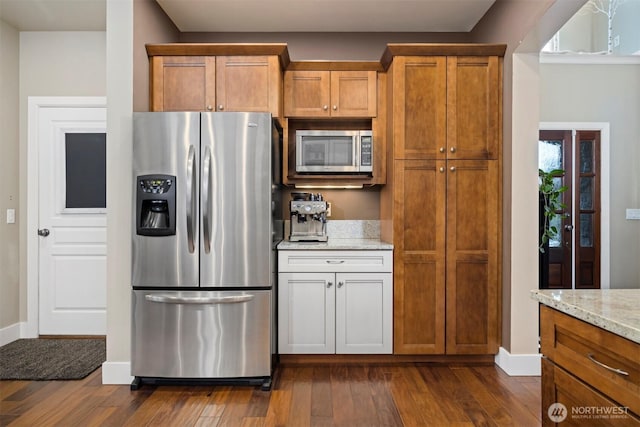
277, 238, 393, 250
531, 289, 640, 344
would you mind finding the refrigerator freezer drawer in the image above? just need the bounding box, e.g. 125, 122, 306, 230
132, 289, 271, 379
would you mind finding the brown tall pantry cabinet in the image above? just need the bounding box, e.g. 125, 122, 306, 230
380, 44, 506, 355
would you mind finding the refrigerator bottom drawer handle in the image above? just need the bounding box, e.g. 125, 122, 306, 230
145, 294, 255, 304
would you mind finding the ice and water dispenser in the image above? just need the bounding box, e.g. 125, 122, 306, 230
135, 174, 176, 236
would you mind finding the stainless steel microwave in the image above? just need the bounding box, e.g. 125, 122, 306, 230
295, 130, 373, 173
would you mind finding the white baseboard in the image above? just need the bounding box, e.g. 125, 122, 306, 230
494, 347, 541, 376
101, 361, 133, 385
0, 322, 25, 346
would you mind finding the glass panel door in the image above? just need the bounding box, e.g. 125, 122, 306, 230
575, 131, 601, 289
538, 129, 601, 289
538, 130, 572, 289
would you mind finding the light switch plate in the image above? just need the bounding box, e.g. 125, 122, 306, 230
626, 209, 640, 220
6, 209, 15, 224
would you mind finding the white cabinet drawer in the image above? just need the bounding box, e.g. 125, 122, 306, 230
278, 250, 392, 273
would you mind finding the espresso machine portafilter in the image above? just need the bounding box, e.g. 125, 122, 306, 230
289, 193, 328, 242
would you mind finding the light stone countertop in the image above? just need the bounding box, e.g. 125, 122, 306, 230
278, 238, 393, 250
531, 289, 640, 344
278, 219, 393, 250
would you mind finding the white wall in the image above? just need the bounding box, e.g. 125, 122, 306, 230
540, 63, 640, 288
103, 0, 133, 384
508, 53, 543, 354
0, 20, 20, 338
18, 32, 106, 325
615, 1, 640, 55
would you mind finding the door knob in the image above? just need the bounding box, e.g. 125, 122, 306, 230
564, 224, 574, 231
38, 228, 50, 237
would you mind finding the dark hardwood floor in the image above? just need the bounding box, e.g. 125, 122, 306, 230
1, 363, 541, 426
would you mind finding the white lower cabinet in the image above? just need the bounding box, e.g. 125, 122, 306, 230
278, 250, 393, 354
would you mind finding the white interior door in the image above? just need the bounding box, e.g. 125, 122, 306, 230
37, 104, 107, 335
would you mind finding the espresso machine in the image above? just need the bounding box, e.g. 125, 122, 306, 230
289, 193, 328, 242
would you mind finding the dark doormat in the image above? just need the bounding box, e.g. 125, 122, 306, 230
0, 338, 106, 380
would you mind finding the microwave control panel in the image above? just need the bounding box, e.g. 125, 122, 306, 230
360, 131, 373, 172
360, 134, 372, 169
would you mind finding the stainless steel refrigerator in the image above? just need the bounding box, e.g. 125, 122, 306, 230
131, 112, 281, 390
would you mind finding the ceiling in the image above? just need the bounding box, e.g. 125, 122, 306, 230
0, 0, 495, 32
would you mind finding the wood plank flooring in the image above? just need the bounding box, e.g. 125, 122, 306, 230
0, 363, 541, 426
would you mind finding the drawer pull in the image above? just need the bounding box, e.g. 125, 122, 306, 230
326, 260, 345, 264
587, 353, 629, 376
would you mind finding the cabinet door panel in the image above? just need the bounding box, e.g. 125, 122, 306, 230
284, 70, 330, 117
446, 160, 499, 354
150, 56, 215, 112
401, 161, 441, 251
393, 160, 446, 354
216, 56, 281, 116
395, 258, 444, 354
278, 272, 335, 354
392, 56, 447, 160
330, 71, 377, 117
336, 273, 392, 354
447, 56, 500, 160
542, 358, 640, 426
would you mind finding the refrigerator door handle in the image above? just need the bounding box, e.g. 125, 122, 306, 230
145, 294, 255, 305
202, 146, 212, 253
186, 145, 197, 253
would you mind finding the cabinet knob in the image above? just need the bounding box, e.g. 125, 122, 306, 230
450, 166, 456, 172
338, 281, 344, 288
323, 105, 328, 111
439, 147, 445, 153
332, 105, 337, 111
206, 105, 213, 111
218, 105, 224, 111
327, 281, 333, 288
450, 147, 456, 153
439, 167, 445, 173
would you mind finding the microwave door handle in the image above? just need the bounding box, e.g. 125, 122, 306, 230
186, 145, 197, 253
354, 134, 360, 168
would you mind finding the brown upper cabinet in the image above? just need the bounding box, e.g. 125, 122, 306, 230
284, 70, 377, 118
390, 55, 501, 160
146, 44, 289, 118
